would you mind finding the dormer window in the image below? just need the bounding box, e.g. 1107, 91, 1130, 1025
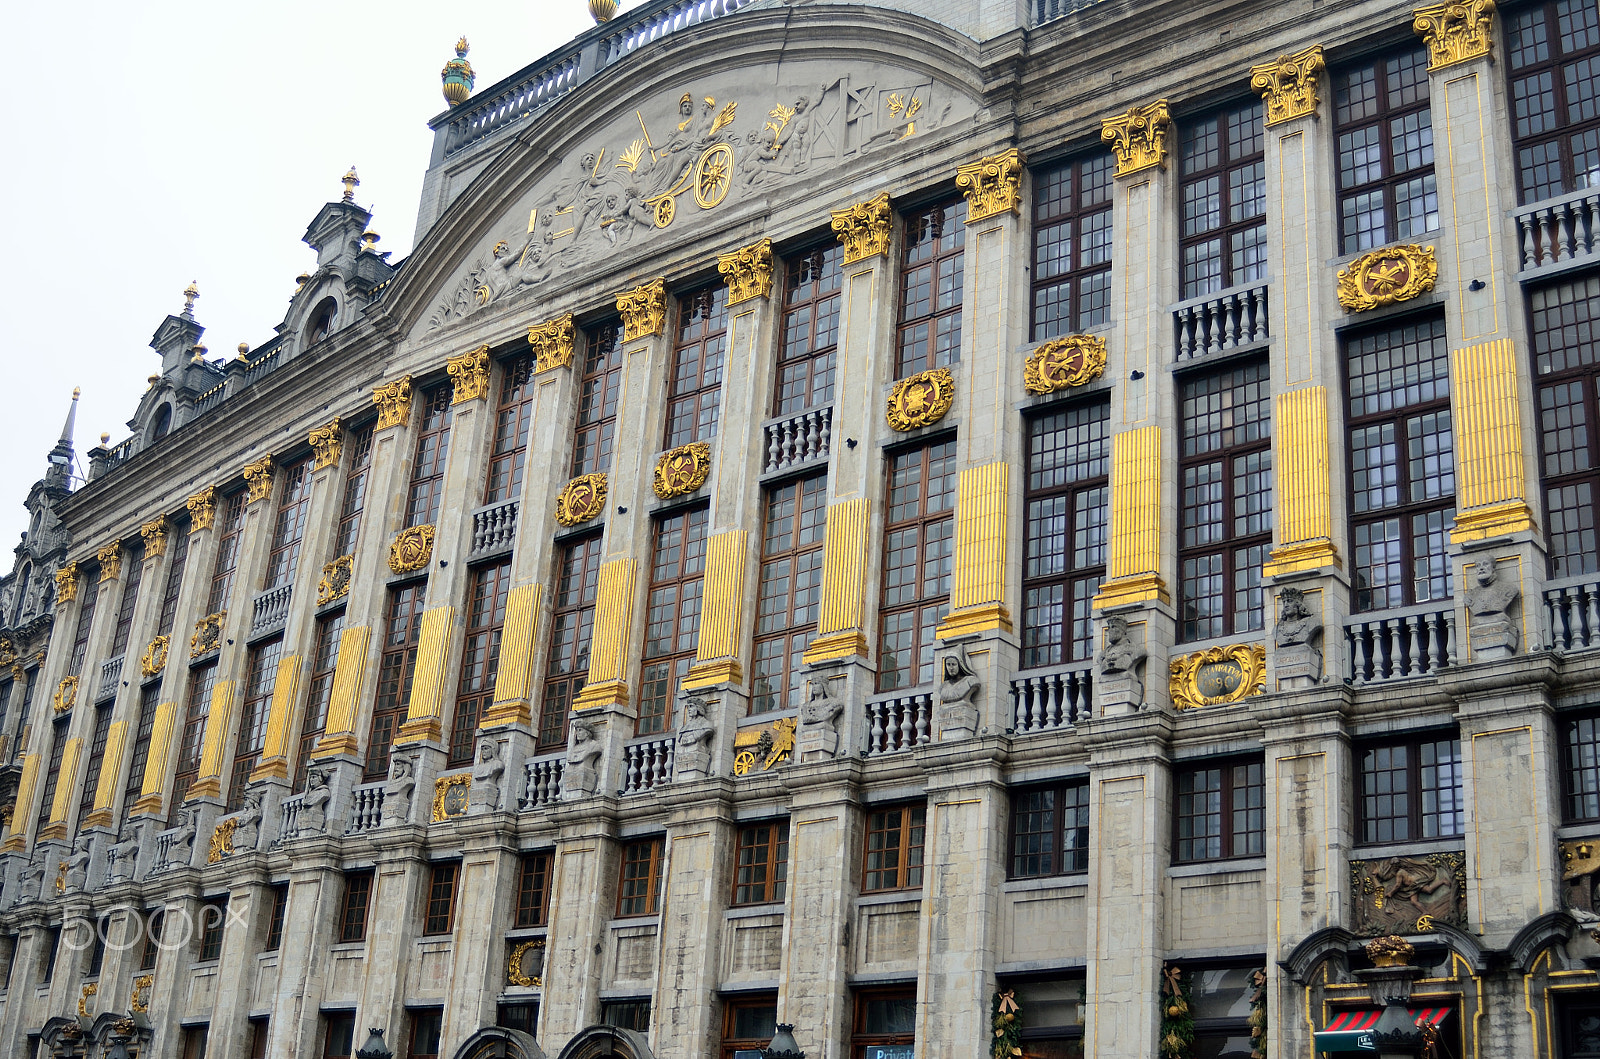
150, 404, 172, 442
307, 297, 338, 345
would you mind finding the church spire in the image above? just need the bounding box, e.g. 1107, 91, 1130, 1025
45, 388, 79, 489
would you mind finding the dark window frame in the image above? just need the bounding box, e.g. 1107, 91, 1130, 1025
1022, 401, 1110, 667
366, 582, 428, 781
1030, 150, 1114, 341
206, 491, 248, 614
515, 851, 554, 928
197, 897, 228, 962
775, 242, 843, 416
722, 994, 779, 1059
665, 285, 729, 448
230, 637, 283, 809
1506, 0, 1600, 204
338, 871, 373, 943
333, 424, 375, 559
1174, 756, 1266, 863
638, 506, 709, 736
404, 384, 454, 529
296, 610, 345, 792
1008, 780, 1090, 879
1531, 275, 1600, 578
851, 986, 918, 1059
862, 803, 927, 894
109, 544, 146, 658
264, 456, 313, 591
1332, 42, 1439, 253
617, 838, 665, 917
1178, 99, 1267, 298
539, 534, 603, 750
1356, 731, 1465, 845
422, 862, 459, 936
485, 352, 535, 505
449, 561, 511, 766
896, 197, 967, 377
878, 439, 956, 692
574, 320, 625, 477
751, 474, 827, 714
732, 820, 790, 906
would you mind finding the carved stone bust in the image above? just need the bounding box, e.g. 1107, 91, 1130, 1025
936, 650, 981, 740
1096, 615, 1147, 710
563, 719, 603, 800
798, 679, 845, 760
1273, 586, 1324, 689
300, 768, 332, 835
233, 789, 264, 852
1466, 558, 1520, 660
381, 755, 416, 827
64, 837, 91, 893
675, 696, 716, 779
468, 739, 505, 814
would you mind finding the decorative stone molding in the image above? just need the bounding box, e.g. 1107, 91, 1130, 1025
97, 541, 123, 581
1414, 0, 1495, 70
1250, 46, 1326, 126
508, 939, 545, 987
1168, 644, 1266, 710
1101, 100, 1172, 176
653, 443, 712, 500
372, 375, 415, 429
140, 518, 168, 558
555, 473, 607, 527
308, 417, 342, 470
956, 148, 1023, 222
886, 368, 955, 432
1024, 335, 1107, 395
448, 344, 492, 404
318, 555, 353, 604
186, 486, 217, 531
130, 975, 153, 1015
529, 313, 576, 374
389, 525, 435, 575
432, 773, 471, 821
53, 676, 78, 714
617, 278, 667, 342
1351, 852, 1467, 935
206, 818, 237, 864
140, 636, 169, 678
243, 455, 275, 503
831, 191, 893, 264
54, 562, 78, 604
1336, 244, 1438, 312
718, 238, 774, 306
191, 612, 225, 658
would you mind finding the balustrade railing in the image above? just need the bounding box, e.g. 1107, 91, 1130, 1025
520, 755, 566, 810
243, 347, 283, 385
152, 827, 184, 871
98, 656, 124, 701
1010, 662, 1093, 733
598, 0, 755, 66
863, 693, 933, 756
1515, 186, 1600, 272
622, 737, 674, 795
1345, 604, 1455, 685
275, 793, 305, 845
194, 382, 228, 416
763, 404, 833, 475
1174, 282, 1270, 361
470, 499, 520, 558
251, 584, 292, 635
346, 782, 386, 834
1546, 575, 1600, 651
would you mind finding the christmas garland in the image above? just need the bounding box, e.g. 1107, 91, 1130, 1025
991, 989, 1022, 1059
1159, 965, 1196, 1059
1248, 968, 1267, 1059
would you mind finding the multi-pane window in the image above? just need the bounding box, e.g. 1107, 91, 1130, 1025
172, 661, 218, 821
324, 1016, 356, 1059
722, 998, 778, 1059
367, 583, 427, 780
34, 719, 68, 835
666, 286, 728, 448
124, 683, 162, 814
879, 441, 956, 691
1022, 403, 1110, 667
198, 898, 228, 961
1031, 152, 1113, 340
1333, 45, 1438, 253
264, 457, 312, 590
423, 862, 460, 935
853, 988, 917, 1059
486, 353, 535, 505
515, 851, 554, 928
638, 507, 708, 736
333, 424, 375, 558
109, 544, 145, 659
338, 871, 373, 943
574, 321, 624, 477
539, 535, 602, 749
1179, 100, 1266, 297
296, 611, 344, 791
230, 638, 283, 809
9, 667, 33, 762
1564, 712, 1600, 822
450, 562, 510, 765
180, 1027, 209, 1059
751, 475, 826, 714
265, 885, 287, 951
409, 1010, 444, 1059
732, 821, 789, 905
1346, 317, 1455, 611
1010, 978, 1087, 1058
862, 803, 926, 893
155, 519, 190, 638
1508, 0, 1600, 203
1532, 275, 1600, 576
602, 1000, 652, 1033
1358, 734, 1465, 843
67, 566, 101, 673
207, 491, 248, 614
897, 198, 967, 376
1178, 361, 1273, 640
405, 384, 454, 528
1009, 781, 1090, 878
1175, 758, 1265, 862
139, 910, 162, 971
617, 838, 664, 916
76, 704, 113, 828
775, 244, 842, 415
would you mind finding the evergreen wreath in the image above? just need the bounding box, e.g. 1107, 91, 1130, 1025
990, 988, 1022, 1059
1248, 968, 1268, 1059
1159, 965, 1196, 1059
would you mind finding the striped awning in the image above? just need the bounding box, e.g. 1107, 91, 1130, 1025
1314, 1007, 1450, 1052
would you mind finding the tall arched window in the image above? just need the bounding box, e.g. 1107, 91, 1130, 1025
306, 298, 338, 346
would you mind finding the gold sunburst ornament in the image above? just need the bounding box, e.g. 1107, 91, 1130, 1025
886, 368, 956, 431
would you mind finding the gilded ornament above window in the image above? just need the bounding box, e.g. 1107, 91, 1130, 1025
508, 939, 545, 988
308, 418, 342, 470
617, 278, 667, 342
718, 238, 774, 306
52, 675, 78, 714
206, 818, 237, 864
432, 773, 471, 821
54, 563, 78, 604
140, 518, 168, 558
318, 555, 353, 605
1336, 244, 1438, 312
140, 636, 169, 678
956, 148, 1023, 223
1250, 45, 1326, 126
653, 443, 713, 500
886, 368, 956, 432
732, 716, 797, 775
448, 344, 491, 404
1101, 100, 1171, 177
372, 375, 415, 430
831, 191, 892, 265
243, 455, 275, 503
1413, 0, 1495, 70
1024, 335, 1107, 395
0, 638, 13, 667
529, 314, 576, 374
186, 486, 217, 531
97, 541, 123, 581
556, 473, 608, 527
191, 612, 226, 658
1168, 644, 1266, 711
389, 525, 436, 575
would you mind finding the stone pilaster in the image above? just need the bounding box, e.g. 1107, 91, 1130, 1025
441, 820, 523, 1052
541, 801, 622, 1040
264, 857, 346, 1059
356, 831, 431, 1051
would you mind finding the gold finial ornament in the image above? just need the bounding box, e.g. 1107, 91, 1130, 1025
718, 238, 774, 306
236, 342, 251, 363
887, 368, 956, 432
617, 279, 668, 342
589, 0, 618, 22
1101, 99, 1172, 177
361, 229, 380, 254
442, 38, 476, 106
1414, 0, 1496, 70
99, 433, 111, 446
1251, 46, 1327, 126
447, 345, 492, 404
341, 165, 360, 203
654, 443, 713, 500
831, 191, 893, 264
1336, 244, 1438, 312
529, 314, 577, 374
182, 281, 199, 314
294, 272, 311, 294
956, 148, 1024, 222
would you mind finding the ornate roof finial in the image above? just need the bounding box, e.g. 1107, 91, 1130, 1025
191, 343, 208, 365
442, 38, 475, 106
294, 272, 311, 294
99, 433, 110, 446
182, 281, 199, 317
341, 166, 360, 203
361, 229, 381, 254
236, 342, 251, 361
589, 0, 619, 23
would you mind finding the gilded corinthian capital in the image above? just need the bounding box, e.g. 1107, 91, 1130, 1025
243, 455, 274, 503
308, 417, 342, 469
956, 148, 1023, 222
1414, 0, 1495, 70
529, 314, 576, 374
617, 279, 667, 342
718, 239, 774, 306
1101, 100, 1172, 177
831, 192, 892, 264
448, 345, 491, 404
372, 376, 414, 429
1251, 46, 1326, 126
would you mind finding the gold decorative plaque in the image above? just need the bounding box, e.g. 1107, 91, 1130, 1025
956, 148, 1023, 222
207, 818, 237, 864
140, 518, 168, 558
617, 278, 667, 342
653, 443, 712, 500
140, 636, 169, 678
97, 541, 123, 581
372, 375, 415, 429
186, 486, 217, 531
1336, 244, 1438, 312
1250, 46, 1326, 126
732, 716, 798, 775
52, 675, 78, 714
831, 191, 893, 265
243, 455, 275, 503
308, 418, 342, 469
1414, 0, 1495, 70
78, 982, 97, 1018
508, 939, 545, 987
529, 313, 576, 374
1169, 644, 1266, 710
432, 773, 471, 822
1024, 335, 1107, 395
448, 344, 491, 404
54, 562, 78, 604
1101, 100, 1171, 177
555, 473, 608, 527
718, 238, 774, 306
389, 525, 435, 575
130, 975, 153, 1015
886, 368, 956, 432
318, 555, 353, 604
191, 612, 226, 657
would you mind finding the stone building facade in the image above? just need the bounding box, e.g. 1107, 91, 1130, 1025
1, 0, 1598, 1056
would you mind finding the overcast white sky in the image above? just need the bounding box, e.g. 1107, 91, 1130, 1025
0, 0, 607, 549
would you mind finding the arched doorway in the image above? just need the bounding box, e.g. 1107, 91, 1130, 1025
549, 1025, 655, 1059
452, 1026, 545, 1059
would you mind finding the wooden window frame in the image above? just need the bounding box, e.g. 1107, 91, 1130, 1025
366, 582, 428, 780
574, 321, 625, 477
751, 474, 827, 714
67, 566, 101, 673
296, 610, 344, 791
515, 851, 554, 928
539, 534, 603, 750
35, 717, 68, 835
206, 491, 248, 614
616, 838, 665, 917
155, 519, 190, 637
637, 506, 709, 736
485, 352, 535, 505
197, 897, 228, 962
851, 986, 918, 1059
124, 683, 162, 813
721, 995, 779, 1059
1356, 732, 1465, 844
861, 803, 927, 894
109, 544, 146, 658
1531, 275, 1600, 578
263, 456, 312, 591
409, 1008, 444, 1059
422, 862, 460, 936
333, 424, 375, 559
449, 561, 511, 766
665, 285, 729, 449
264, 884, 288, 951
1332, 43, 1438, 253
1506, 0, 1600, 204
1178, 99, 1267, 298
76, 703, 114, 827
323, 1014, 356, 1059
404, 384, 454, 529
1174, 756, 1266, 863
140, 910, 162, 971
775, 242, 843, 416
230, 637, 283, 809
895, 197, 967, 377
1008, 781, 1090, 879
1022, 401, 1110, 667
878, 440, 956, 692
732, 821, 790, 906
1030, 151, 1114, 341
338, 871, 373, 943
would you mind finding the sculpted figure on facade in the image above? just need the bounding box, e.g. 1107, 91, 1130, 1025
233, 789, 264, 852
468, 740, 506, 814
1352, 853, 1467, 935
563, 718, 603, 800
164, 810, 196, 870
64, 836, 91, 894
936, 649, 981, 740
106, 823, 142, 884
675, 696, 716, 780
382, 755, 416, 827
1273, 587, 1324, 688
301, 767, 333, 835
13, 859, 43, 907
1096, 615, 1148, 710
1466, 558, 1520, 659
798, 679, 845, 761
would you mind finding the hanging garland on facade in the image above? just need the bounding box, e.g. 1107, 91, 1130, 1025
990, 989, 1022, 1059
1159, 965, 1196, 1059
1248, 968, 1267, 1059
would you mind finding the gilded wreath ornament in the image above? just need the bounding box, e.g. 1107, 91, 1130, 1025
207, 818, 238, 864
831, 191, 893, 264
956, 148, 1023, 223
1250, 46, 1326, 126
886, 368, 956, 431
309, 417, 342, 469
1336, 244, 1438, 312
191, 612, 226, 658
318, 555, 353, 605
1024, 335, 1107, 395
432, 773, 472, 822
448, 344, 492, 404
654, 443, 713, 500
389, 525, 436, 575
130, 975, 153, 1015
1168, 644, 1266, 710
140, 636, 169, 678
52, 675, 78, 714
718, 238, 774, 306
556, 473, 608, 527
617, 278, 667, 342
508, 939, 546, 988
78, 982, 97, 1018
1414, 0, 1495, 70
0, 637, 13, 667
372, 375, 415, 429
529, 314, 576, 374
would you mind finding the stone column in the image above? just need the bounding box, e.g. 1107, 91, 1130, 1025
441, 820, 522, 1052
208, 869, 272, 1052
357, 830, 430, 1047
264, 856, 345, 1059
541, 801, 622, 1041
145, 892, 204, 1059
0, 913, 52, 1055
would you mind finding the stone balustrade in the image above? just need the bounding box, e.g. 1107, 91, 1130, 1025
622, 737, 675, 795
1173, 282, 1270, 361
346, 782, 386, 834
1345, 604, 1455, 685
1546, 574, 1600, 652
863, 692, 933, 756
1515, 185, 1600, 273
1010, 661, 1094, 733
470, 499, 520, 559
520, 754, 566, 810
251, 584, 293, 636
97, 655, 124, 702
763, 404, 833, 475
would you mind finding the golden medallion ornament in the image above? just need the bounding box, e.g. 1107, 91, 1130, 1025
243, 455, 275, 503
508, 939, 546, 987
1336, 244, 1438, 312
956, 148, 1023, 222
556, 473, 608, 527
140, 636, 169, 678
207, 818, 238, 864
448, 344, 491, 404
130, 975, 153, 1015
186, 485, 217, 531
78, 982, 97, 1018
1168, 644, 1266, 710
831, 191, 893, 265
1024, 334, 1107, 395
140, 517, 168, 558
1414, 0, 1495, 70
718, 238, 774, 306
52, 675, 78, 714
654, 443, 713, 500
886, 368, 956, 431
617, 278, 667, 342
318, 555, 353, 605
389, 525, 435, 575
1250, 46, 1326, 126
529, 313, 576, 374
191, 612, 226, 657
54, 562, 78, 604
309, 417, 343, 469
432, 773, 472, 821
1101, 99, 1171, 176
695, 143, 735, 209
372, 375, 415, 429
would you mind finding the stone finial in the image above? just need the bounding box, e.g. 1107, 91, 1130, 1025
617, 278, 667, 342
1414, 0, 1495, 70
1250, 45, 1326, 126
341, 165, 360, 203
529, 314, 576, 374
442, 37, 476, 106
589, 0, 618, 22
956, 148, 1024, 222
718, 238, 775, 306
1101, 99, 1172, 177
831, 191, 892, 264
447, 344, 491, 404
235, 342, 251, 363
